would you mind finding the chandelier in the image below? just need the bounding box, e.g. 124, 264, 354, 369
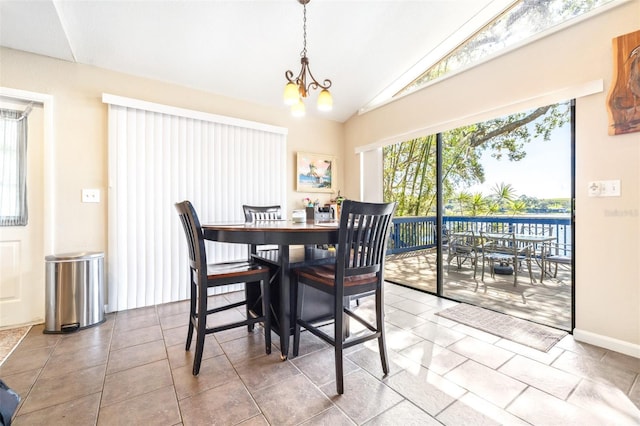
283, 0, 333, 117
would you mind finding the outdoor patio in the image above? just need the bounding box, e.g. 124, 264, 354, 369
384, 248, 572, 331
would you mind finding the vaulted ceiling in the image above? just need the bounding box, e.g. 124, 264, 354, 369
0, 0, 514, 122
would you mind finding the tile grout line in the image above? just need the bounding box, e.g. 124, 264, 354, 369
157, 305, 187, 426
94, 311, 116, 426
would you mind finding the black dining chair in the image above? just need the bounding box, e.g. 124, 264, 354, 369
175, 200, 272, 375
243, 204, 282, 254
291, 200, 396, 394
242, 205, 282, 222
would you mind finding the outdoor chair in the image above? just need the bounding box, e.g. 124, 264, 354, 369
541, 241, 572, 283
291, 200, 396, 394
480, 231, 534, 287
520, 224, 554, 261
175, 200, 272, 375
447, 230, 479, 278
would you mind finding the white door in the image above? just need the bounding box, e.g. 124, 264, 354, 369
0, 100, 45, 328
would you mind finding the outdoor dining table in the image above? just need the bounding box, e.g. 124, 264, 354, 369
478, 232, 556, 282
450, 231, 556, 248
201, 220, 339, 359
450, 231, 556, 280
450, 231, 555, 244
481, 232, 556, 245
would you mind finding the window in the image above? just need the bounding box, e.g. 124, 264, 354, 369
398, 0, 616, 97
0, 108, 29, 226
355, 0, 616, 114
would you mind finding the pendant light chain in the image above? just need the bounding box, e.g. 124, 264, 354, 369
301, 3, 307, 58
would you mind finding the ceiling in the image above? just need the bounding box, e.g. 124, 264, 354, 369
0, 0, 513, 122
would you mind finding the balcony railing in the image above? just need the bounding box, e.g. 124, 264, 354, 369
388, 215, 571, 254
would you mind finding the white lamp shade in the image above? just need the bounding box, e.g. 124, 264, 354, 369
283, 82, 299, 105
317, 89, 333, 111
291, 99, 306, 117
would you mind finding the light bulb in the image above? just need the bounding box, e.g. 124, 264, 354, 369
317, 89, 333, 111
291, 98, 306, 117
283, 82, 299, 106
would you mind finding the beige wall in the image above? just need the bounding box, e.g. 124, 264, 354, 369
344, 1, 640, 351
0, 47, 345, 254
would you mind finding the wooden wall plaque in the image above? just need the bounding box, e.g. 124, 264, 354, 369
606, 29, 640, 136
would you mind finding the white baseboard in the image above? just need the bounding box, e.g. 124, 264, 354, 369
573, 328, 640, 358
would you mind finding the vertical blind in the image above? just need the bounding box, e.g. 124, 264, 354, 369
105, 96, 287, 312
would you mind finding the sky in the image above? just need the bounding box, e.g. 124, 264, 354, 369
465, 123, 571, 200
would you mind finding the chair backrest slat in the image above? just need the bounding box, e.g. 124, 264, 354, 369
337, 200, 396, 279
243, 205, 282, 223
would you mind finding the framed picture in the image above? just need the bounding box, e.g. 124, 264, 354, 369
296, 152, 336, 192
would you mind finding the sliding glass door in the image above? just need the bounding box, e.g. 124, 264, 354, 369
384, 100, 574, 331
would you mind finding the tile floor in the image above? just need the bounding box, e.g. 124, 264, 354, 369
385, 249, 573, 331
1, 282, 639, 425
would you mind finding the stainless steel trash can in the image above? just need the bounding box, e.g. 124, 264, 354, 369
44, 252, 105, 333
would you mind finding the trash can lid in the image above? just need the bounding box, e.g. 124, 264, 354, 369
45, 251, 104, 262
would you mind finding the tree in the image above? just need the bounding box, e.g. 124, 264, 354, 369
487, 182, 517, 213
451, 191, 472, 215
508, 200, 528, 215
383, 135, 438, 216
383, 101, 571, 216
468, 193, 486, 217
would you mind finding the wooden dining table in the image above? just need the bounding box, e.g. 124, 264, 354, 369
201, 220, 339, 359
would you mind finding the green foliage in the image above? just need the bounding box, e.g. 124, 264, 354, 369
383, 102, 571, 217
401, 0, 611, 94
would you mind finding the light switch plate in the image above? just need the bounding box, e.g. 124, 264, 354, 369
587, 180, 621, 197
602, 180, 621, 197
82, 189, 100, 203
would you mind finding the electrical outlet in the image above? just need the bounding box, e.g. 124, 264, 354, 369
82, 189, 100, 203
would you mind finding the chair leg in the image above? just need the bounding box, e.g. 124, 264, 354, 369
481, 259, 486, 281
472, 256, 477, 278
185, 315, 194, 351
193, 331, 205, 375
526, 259, 534, 284
186, 281, 196, 351
292, 278, 303, 358
376, 289, 390, 375
261, 278, 271, 355
193, 298, 207, 375
246, 282, 254, 332
335, 301, 345, 395
480, 259, 493, 281
344, 296, 352, 338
